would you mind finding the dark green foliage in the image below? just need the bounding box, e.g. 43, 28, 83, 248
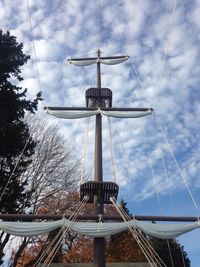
106, 199, 146, 262
0, 29, 41, 213
149, 238, 190, 267
107, 200, 190, 265
121, 199, 131, 215
0, 30, 29, 82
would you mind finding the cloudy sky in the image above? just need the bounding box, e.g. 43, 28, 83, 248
1, 0, 200, 265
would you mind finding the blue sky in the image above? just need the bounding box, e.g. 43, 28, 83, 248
1, 0, 200, 265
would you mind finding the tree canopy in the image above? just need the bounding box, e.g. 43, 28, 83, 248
0, 30, 42, 213
150, 237, 190, 267
0, 29, 41, 264
106, 200, 146, 262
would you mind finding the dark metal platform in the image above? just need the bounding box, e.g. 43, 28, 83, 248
80, 181, 119, 204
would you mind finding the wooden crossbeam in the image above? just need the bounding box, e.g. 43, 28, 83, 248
44, 107, 153, 111
0, 214, 197, 222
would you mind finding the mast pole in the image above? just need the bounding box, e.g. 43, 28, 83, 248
94, 49, 105, 267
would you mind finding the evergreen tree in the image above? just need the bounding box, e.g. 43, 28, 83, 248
0, 29, 41, 213
106, 199, 146, 262
0, 29, 41, 263
149, 237, 190, 267
107, 200, 190, 266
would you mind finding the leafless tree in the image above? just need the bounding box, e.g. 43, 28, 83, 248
9, 114, 81, 266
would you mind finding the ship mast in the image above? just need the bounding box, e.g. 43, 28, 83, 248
64, 49, 150, 266
94, 49, 105, 267
66, 49, 132, 266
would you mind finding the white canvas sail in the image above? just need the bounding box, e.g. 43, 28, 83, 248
68, 56, 129, 66
0, 219, 199, 239
46, 108, 152, 119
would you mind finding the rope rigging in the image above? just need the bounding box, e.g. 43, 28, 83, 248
143, 126, 178, 267
34, 195, 89, 267
107, 116, 118, 184
153, 114, 200, 212
80, 118, 91, 184
0, 133, 32, 202
143, 126, 160, 203
26, 0, 42, 97
97, 0, 101, 49
156, 0, 177, 95
110, 197, 167, 267
129, 0, 177, 110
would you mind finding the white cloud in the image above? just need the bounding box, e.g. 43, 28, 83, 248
33, 39, 63, 61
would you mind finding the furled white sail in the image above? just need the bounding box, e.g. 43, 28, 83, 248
46, 109, 99, 119
0, 219, 199, 239
100, 57, 128, 65
101, 110, 152, 118
68, 59, 97, 66
68, 56, 128, 66
46, 108, 152, 119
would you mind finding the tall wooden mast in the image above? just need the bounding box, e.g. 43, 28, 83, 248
64, 49, 151, 266
66, 49, 130, 266
94, 49, 105, 267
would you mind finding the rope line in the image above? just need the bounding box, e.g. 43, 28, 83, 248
38, 228, 64, 267
111, 198, 155, 266
97, 0, 101, 48
116, 130, 132, 183
167, 240, 174, 267
34, 196, 88, 267
34, 197, 88, 266
33, 227, 64, 267
110, 197, 166, 267
129, 0, 177, 110
150, 112, 200, 213
0, 135, 32, 201
41, 229, 67, 267
107, 117, 117, 183
80, 118, 91, 183
143, 127, 160, 202
161, 149, 176, 215
130, 61, 152, 108
26, 0, 42, 95
143, 126, 176, 267
159, 125, 199, 211
161, 152, 186, 267
44, 196, 89, 266
156, 0, 177, 93
117, 203, 166, 267
117, 205, 166, 267
180, 246, 186, 267
61, 0, 68, 59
